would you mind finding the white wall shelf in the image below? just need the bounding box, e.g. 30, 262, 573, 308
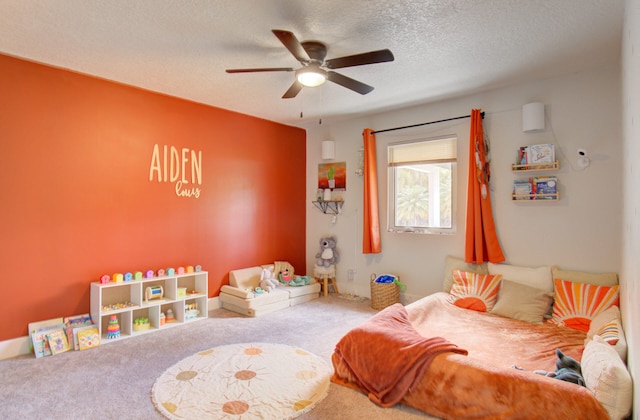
90, 271, 208, 343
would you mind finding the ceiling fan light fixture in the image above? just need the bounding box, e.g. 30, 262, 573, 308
296, 66, 327, 87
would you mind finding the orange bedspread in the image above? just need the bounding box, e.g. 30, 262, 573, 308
333, 303, 467, 407
332, 292, 609, 419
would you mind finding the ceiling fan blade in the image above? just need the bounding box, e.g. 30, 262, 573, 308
226, 67, 294, 73
325, 49, 394, 69
282, 81, 304, 99
272, 30, 310, 63
327, 71, 374, 95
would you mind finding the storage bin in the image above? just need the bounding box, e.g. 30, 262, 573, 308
370, 273, 401, 310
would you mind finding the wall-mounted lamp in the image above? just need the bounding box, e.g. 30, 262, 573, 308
321, 140, 335, 160
522, 102, 545, 132
577, 148, 590, 169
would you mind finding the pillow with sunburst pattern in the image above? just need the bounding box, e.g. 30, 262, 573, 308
448, 270, 502, 312
552, 278, 619, 332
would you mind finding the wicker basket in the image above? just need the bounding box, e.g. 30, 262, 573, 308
370, 274, 400, 310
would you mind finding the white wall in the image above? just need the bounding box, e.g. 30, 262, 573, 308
621, 0, 639, 416
306, 64, 622, 304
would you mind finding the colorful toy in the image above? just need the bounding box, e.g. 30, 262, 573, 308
113, 273, 124, 283
315, 236, 340, 268
160, 312, 166, 326
165, 309, 175, 322
145, 285, 164, 303
157, 269, 166, 276
177, 267, 185, 274
195, 265, 202, 272
185, 303, 199, 320
100, 274, 110, 284
107, 315, 120, 339
145, 270, 154, 279
124, 272, 133, 282
167, 267, 175, 276
133, 317, 150, 332
186, 266, 194, 273
134, 271, 143, 280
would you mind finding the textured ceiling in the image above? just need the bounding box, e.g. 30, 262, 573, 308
0, 1, 624, 129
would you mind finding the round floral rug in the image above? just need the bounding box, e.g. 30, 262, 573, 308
152, 343, 331, 419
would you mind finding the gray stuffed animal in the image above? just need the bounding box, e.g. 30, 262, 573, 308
534, 348, 585, 387
315, 236, 340, 268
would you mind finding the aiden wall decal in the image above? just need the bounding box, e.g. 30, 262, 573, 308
149, 144, 203, 198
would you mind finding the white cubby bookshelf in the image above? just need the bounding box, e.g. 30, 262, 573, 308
90, 271, 208, 343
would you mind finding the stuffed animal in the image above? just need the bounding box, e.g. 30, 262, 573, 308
533, 348, 585, 387
315, 236, 340, 268
273, 261, 295, 284
259, 268, 279, 292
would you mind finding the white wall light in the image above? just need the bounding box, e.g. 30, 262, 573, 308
321, 140, 335, 160
522, 102, 545, 132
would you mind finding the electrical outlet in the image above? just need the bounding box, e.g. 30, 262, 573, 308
347, 269, 356, 281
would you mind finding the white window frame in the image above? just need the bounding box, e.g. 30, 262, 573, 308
387, 135, 457, 235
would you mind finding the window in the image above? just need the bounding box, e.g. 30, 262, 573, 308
387, 136, 457, 234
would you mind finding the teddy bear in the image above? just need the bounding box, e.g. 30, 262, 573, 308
315, 236, 340, 268
259, 267, 279, 292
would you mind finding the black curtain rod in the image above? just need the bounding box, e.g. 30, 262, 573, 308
372, 111, 485, 134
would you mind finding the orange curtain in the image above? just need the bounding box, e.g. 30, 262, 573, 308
464, 110, 505, 264
362, 128, 381, 254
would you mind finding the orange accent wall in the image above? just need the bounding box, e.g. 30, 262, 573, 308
0, 54, 306, 341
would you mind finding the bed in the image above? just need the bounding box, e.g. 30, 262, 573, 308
331, 259, 632, 420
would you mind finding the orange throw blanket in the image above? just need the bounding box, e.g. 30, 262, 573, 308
332, 303, 468, 407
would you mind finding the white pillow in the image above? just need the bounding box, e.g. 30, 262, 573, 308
586, 306, 628, 362
581, 335, 632, 420
487, 262, 553, 292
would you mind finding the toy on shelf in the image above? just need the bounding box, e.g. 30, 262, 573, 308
133, 317, 150, 332
113, 273, 124, 283
134, 271, 143, 280
145, 285, 164, 303
185, 303, 199, 320
102, 301, 136, 312
160, 312, 166, 326
165, 309, 175, 323
106, 315, 120, 339
145, 270, 154, 279
167, 268, 175, 276
177, 287, 187, 298
100, 274, 110, 284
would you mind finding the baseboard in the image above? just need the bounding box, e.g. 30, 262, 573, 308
0, 336, 31, 360
0, 296, 222, 361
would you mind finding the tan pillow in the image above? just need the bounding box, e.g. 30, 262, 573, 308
490, 279, 553, 324
551, 267, 618, 286
582, 335, 632, 420
442, 256, 488, 293
488, 262, 553, 292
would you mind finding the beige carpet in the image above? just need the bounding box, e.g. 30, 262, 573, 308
152, 343, 331, 419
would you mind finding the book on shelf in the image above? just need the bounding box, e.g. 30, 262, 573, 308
515, 144, 556, 169
534, 176, 557, 198
527, 144, 555, 164
513, 178, 533, 200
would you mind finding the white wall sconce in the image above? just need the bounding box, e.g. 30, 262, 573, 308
576, 148, 590, 169
522, 102, 545, 132
321, 140, 335, 160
